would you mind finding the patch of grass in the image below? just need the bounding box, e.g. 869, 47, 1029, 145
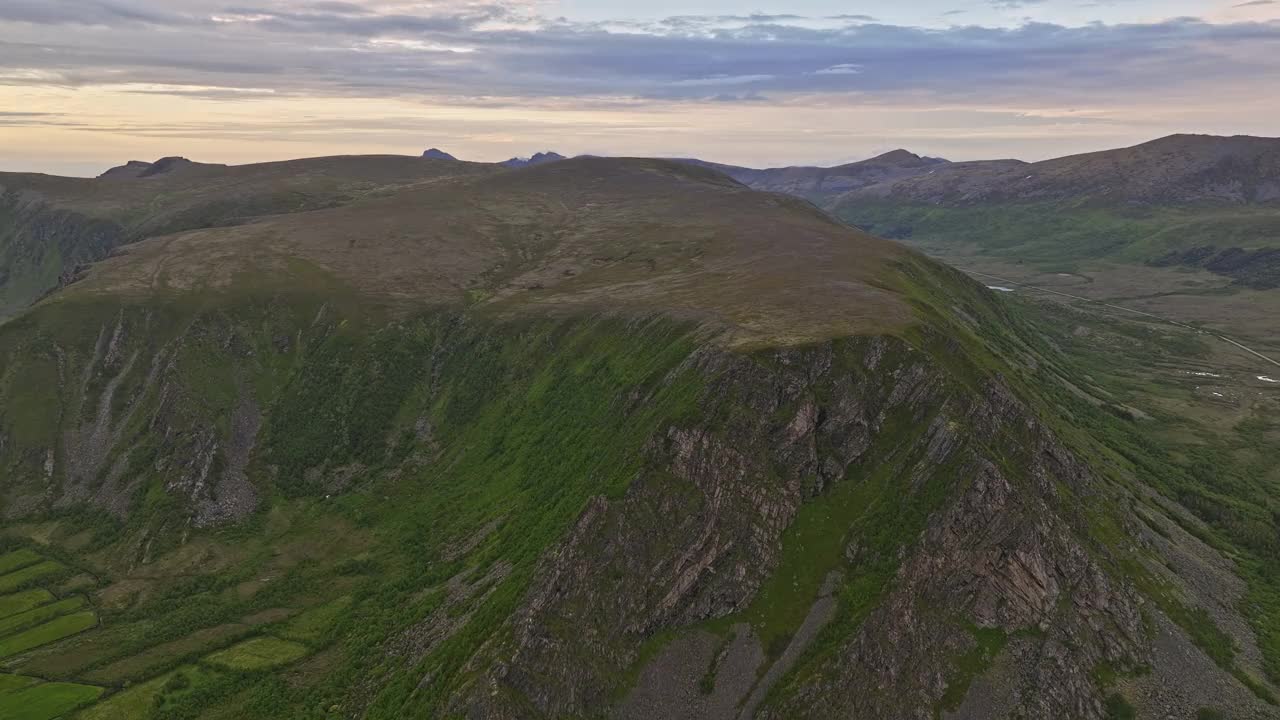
837, 199, 1280, 277
0, 561, 64, 593
83, 622, 253, 685
205, 637, 309, 671
0, 550, 43, 576
0, 673, 40, 693
939, 626, 1009, 711
0, 590, 55, 620
278, 596, 352, 645
77, 664, 223, 720
0, 678, 102, 720
0, 596, 86, 636
0, 611, 97, 659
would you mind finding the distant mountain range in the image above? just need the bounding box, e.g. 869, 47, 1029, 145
419, 134, 1280, 206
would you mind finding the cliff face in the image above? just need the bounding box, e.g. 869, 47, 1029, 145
0, 190, 124, 317
2, 289, 1274, 719
444, 335, 1148, 720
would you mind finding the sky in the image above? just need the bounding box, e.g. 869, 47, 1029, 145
1, 0, 1279, 176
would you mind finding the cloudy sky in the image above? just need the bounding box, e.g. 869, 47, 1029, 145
2, 0, 1279, 175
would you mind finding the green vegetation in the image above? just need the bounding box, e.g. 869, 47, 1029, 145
278, 596, 352, 644
0, 674, 39, 693
995, 291, 1280, 694
838, 200, 1280, 276
0, 561, 65, 593
939, 627, 1009, 711
0, 549, 42, 575
0, 611, 98, 659
0, 676, 102, 720
0, 596, 87, 636
712, 404, 940, 655
206, 637, 309, 671
77, 665, 223, 720
0, 590, 55, 619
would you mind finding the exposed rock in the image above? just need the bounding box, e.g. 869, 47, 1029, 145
447, 338, 1149, 720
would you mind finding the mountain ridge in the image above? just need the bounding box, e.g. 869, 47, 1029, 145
0, 141, 1276, 720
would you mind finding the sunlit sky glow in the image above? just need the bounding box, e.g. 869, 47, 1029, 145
2, 0, 1279, 176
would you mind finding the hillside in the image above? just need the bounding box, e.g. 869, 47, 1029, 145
679, 149, 950, 200
826, 136, 1280, 280
0, 154, 494, 319
0, 156, 1274, 720
836, 134, 1280, 206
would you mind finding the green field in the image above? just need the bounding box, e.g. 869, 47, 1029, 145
77, 665, 221, 720
278, 596, 352, 644
205, 637, 309, 671
0, 562, 64, 594
83, 622, 253, 684
0, 673, 40, 693
0, 676, 102, 720
0, 590, 55, 620
0, 550, 43, 576
0, 612, 98, 659
0, 597, 87, 637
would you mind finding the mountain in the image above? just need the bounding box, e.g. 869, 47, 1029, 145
0, 154, 493, 319
837, 134, 1280, 206
422, 148, 458, 161
97, 160, 156, 180
0, 154, 1273, 720
499, 150, 567, 168
681, 149, 949, 199
693, 135, 1280, 292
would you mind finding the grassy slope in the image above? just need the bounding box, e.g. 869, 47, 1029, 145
0, 156, 496, 319
999, 292, 1280, 687
835, 200, 1280, 272
0, 285, 716, 718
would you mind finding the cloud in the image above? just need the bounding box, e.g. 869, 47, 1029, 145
813, 63, 863, 75
1, 2, 1279, 117
989, 0, 1048, 8
1233, 0, 1275, 6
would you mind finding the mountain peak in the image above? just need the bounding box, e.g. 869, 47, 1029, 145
98, 160, 155, 179
863, 149, 949, 167
500, 151, 567, 168
423, 148, 458, 161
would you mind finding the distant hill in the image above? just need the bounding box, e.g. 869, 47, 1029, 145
500, 151, 567, 168
422, 148, 458, 160
679, 150, 949, 199
834, 134, 1280, 206
701, 134, 1280, 289
0, 155, 495, 318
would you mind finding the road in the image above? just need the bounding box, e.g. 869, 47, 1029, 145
958, 267, 1280, 370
